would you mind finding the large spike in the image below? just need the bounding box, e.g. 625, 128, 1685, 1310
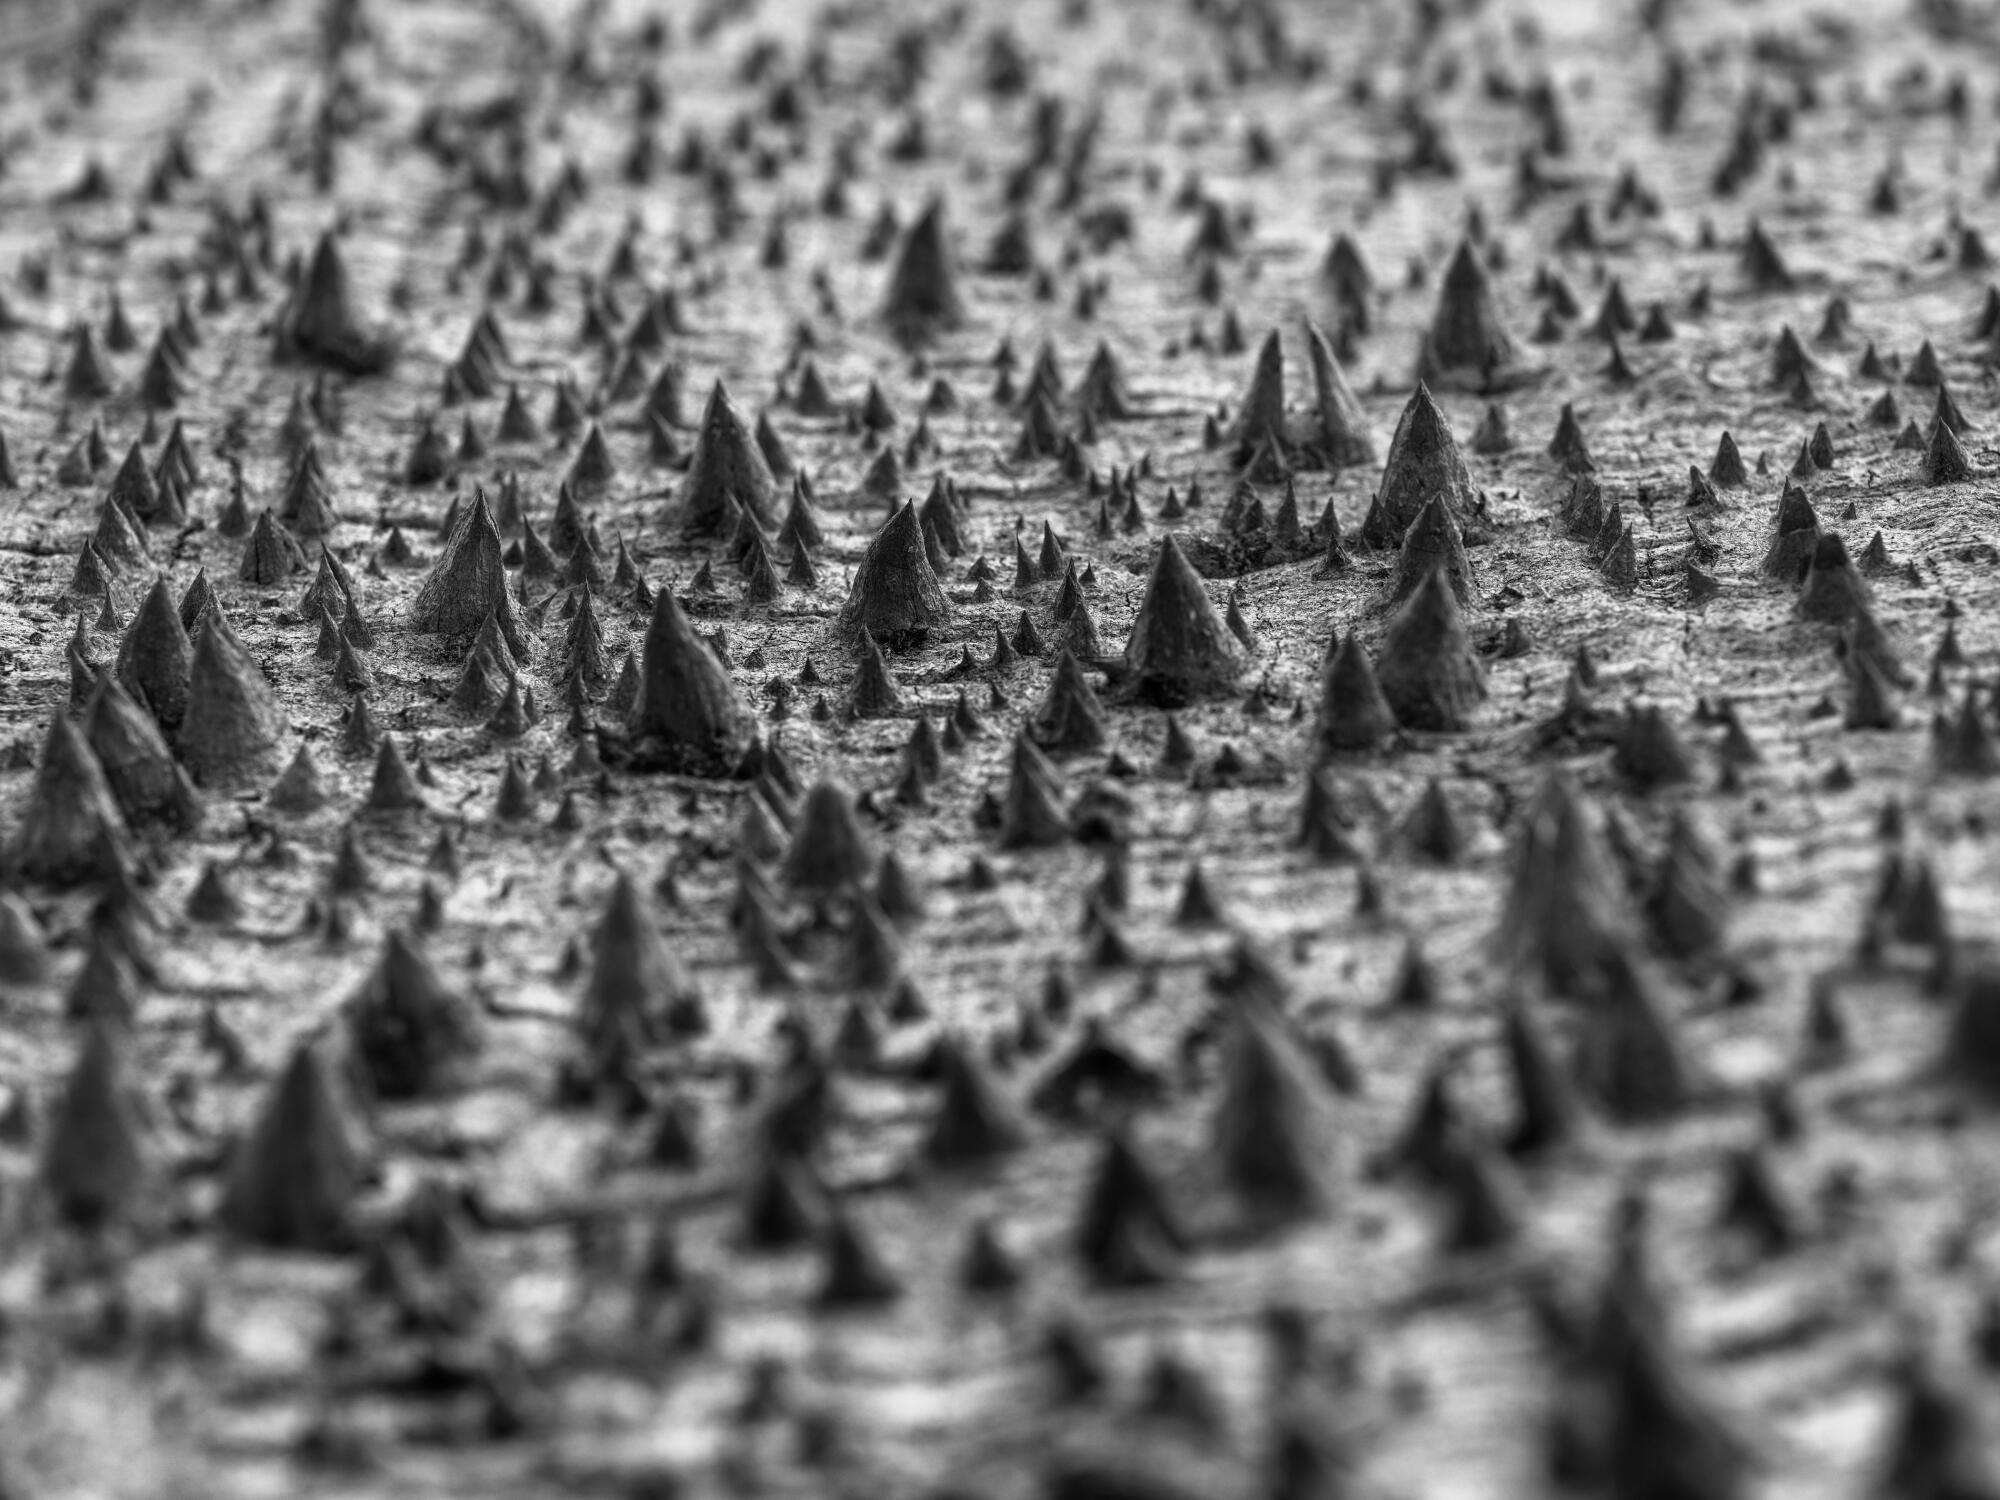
112, 577, 191, 735
277, 232, 393, 374
179, 613, 287, 787
834, 501, 952, 647
1120, 534, 1249, 705
1491, 773, 1630, 999
1361, 381, 1475, 549
217, 1040, 365, 1250
1374, 570, 1486, 731
1030, 648, 1108, 756
1211, 1003, 1339, 1222
84, 673, 201, 834
578, 874, 703, 1074
677, 380, 779, 533
998, 732, 1070, 848
1074, 1130, 1184, 1286
1575, 943, 1696, 1124
40, 1025, 148, 1228
624, 589, 756, 775
411, 486, 510, 639
881, 197, 967, 342
1316, 630, 1399, 753
781, 781, 876, 898
1394, 493, 1475, 605
344, 930, 485, 1100
8, 713, 129, 886
921, 1038, 1031, 1166
1303, 317, 1376, 466
1417, 239, 1525, 388
1227, 329, 1288, 459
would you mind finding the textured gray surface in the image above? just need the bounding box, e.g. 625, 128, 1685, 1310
0, 0, 1994, 1496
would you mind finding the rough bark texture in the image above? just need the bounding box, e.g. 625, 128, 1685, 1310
0, 0, 1991, 1496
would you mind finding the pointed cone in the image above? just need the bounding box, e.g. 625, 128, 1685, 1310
365, 734, 427, 813
345, 930, 484, 1100
1316, 630, 1399, 753
1030, 649, 1108, 756
1374, 570, 1486, 731
279, 446, 339, 535
568, 423, 616, 495
40, 1025, 147, 1228
1363, 382, 1475, 548
816, 1207, 904, 1306
1212, 1004, 1338, 1221
835, 502, 952, 647
577, 872, 701, 1068
1228, 330, 1287, 454
107, 441, 157, 520
64, 325, 113, 401
626, 590, 755, 775
738, 1151, 824, 1249
218, 1041, 364, 1250
92, 485, 149, 569
1075, 341, 1135, 421
881, 197, 967, 342
0, 890, 49, 983
9, 714, 128, 885
1417, 240, 1522, 386
1400, 777, 1467, 864
1491, 774, 1630, 1000
1395, 493, 1475, 604
1798, 533, 1870, 623
676, 381, 778, 533
1439, 1137, 1524, 1251
1926, 418, 1975, 485
179, 614, 286, 787
1604, 1315, 1749, 1500
84, 674, 200, 833
67, 929, 140, 1026
921, 1039, 1031, 1166
1304, 319, 1375, 465
1576, 945, 1695, 1123
999, 732, 1070, 848
781, 781, 876, 897
1075, 1131, 1184, 1286
411, 487, 510, 638
280, 233, 391, 374
1122, 534, 1249, 705
1614, 705, 1696, 790
1502, 1000, 1582, 1156
115, 576, 191, 733
239, 510, 305, 584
